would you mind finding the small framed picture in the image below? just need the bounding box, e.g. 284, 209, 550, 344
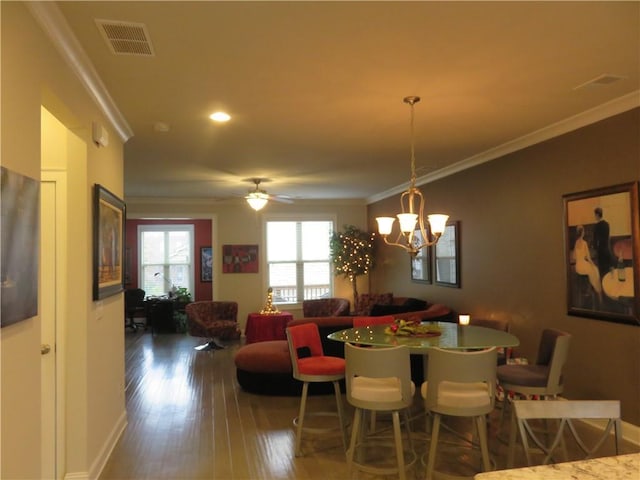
201, 246, 213, 282
222, 244, 259, 273
434, 221, 460, 288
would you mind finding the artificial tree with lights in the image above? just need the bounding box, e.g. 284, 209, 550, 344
329, 225, 375, 314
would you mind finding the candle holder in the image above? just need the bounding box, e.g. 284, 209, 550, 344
459, 314, 470, 326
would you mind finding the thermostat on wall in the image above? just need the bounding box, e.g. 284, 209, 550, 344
92, 121, 109, 147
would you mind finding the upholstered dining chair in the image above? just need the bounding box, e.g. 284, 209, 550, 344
286, 322, 348, 457
497, 328, 572, 459
185, 301, 241, 351
345, 343, 417, 480
421, 347, 498, 480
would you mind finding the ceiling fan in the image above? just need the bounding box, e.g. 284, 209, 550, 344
245, 178, 293, 211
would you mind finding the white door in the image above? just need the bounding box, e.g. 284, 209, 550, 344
40, 179, 57, 478
40, 173, 67, 480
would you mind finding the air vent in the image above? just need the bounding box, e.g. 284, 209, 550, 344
574, 74, 626, 90
95, 19, 155, 57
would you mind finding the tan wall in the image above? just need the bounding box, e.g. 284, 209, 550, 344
127, 199, 368, 326
2, 3, 125, 478
368, 108, 640, 425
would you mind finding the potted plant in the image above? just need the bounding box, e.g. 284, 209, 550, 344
330, 225, 375, 313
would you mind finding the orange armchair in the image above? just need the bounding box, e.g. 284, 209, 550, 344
185, 301, 241, 351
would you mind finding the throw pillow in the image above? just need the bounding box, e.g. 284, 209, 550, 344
370, 304, 412, 316
402, 297, 429, 310
356, 292, 393, 316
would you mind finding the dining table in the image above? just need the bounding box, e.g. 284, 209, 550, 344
327, 321, 520, 354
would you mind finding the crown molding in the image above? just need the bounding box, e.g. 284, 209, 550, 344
27, 2, 133, 142
368, 90, 640, 205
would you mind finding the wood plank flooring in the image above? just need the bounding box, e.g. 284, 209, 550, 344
100, 331, 637, 480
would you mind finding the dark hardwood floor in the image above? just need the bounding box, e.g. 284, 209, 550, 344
100, 331, 637, 480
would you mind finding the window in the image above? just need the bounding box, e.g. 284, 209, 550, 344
266, 219, 334, 304
138, 225, 194, 297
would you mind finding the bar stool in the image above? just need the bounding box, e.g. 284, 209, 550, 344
345, 343, 417, 480
497, 328, 572, 467
421, 347, 497, 480
286, 323, 348, 457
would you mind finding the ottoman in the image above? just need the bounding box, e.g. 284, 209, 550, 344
234, 340, 341, 396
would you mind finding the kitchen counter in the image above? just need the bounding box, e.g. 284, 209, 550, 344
474, 452, 640, 479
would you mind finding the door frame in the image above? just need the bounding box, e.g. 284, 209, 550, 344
41, 171, 67, 479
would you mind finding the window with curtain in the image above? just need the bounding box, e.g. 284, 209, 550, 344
266, 219, 334, 304
138, 225, 194, 297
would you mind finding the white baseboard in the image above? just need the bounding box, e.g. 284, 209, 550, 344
582, 417, 640, 448
64, 410, 127, 480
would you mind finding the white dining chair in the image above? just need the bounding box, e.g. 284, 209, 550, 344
510, 399, 622, 467
421, 347, 498, 480
345, 342, 417, 480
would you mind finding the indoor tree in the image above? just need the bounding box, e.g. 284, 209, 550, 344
330, 225, 375, 313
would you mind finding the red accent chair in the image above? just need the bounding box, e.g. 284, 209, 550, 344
286, 322, 348, 456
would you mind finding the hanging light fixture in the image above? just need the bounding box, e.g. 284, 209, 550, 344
375, 96, 448, 256
245, 179, 269, 211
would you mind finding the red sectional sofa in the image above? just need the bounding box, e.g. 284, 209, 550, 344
234, 301, 454, 395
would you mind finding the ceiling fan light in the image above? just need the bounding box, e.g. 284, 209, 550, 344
246, 192, 268, 211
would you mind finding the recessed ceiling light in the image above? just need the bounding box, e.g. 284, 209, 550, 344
209, 111, 231, 123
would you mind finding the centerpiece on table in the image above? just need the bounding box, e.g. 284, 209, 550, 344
384, 318, 442, 337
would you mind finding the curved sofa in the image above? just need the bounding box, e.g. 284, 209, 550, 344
234, 302, 454, 396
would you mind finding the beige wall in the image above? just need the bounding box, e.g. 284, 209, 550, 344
127, 199, 368, 326
368, 108, 640, 425
2, 3, 126, 478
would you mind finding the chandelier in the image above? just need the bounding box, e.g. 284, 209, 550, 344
375, 96, 448, 256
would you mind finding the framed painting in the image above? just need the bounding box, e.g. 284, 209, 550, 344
0, 167, 39, 327
563, 182, 639, 325
201, 246, 213, 282
434, 221, 460, 288
93, 184, 126, 300
222, 244, 259, 273
411, 230, 431, 283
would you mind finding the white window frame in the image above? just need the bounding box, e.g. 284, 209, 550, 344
137, 224, 195, 296
263, 214, 336, 307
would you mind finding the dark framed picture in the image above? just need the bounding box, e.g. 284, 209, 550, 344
222, 244, 259, 273
93, 184, 126, 300
411, 230, 431, 283
201, 246, 213, 282
434, 221, 460, 288
563, 182, 639, 325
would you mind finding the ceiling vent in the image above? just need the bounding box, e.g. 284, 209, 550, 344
574, 74, 626, 90
95, 19, 155, 57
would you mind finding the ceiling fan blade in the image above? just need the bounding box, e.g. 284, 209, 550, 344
270, 195, 294, 204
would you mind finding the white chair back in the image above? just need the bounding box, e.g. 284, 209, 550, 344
345, 343, 413, 411
423, 347, 497, 417
513, 399, 622, 466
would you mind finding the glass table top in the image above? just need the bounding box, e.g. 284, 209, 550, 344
327, 322, 519, 353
